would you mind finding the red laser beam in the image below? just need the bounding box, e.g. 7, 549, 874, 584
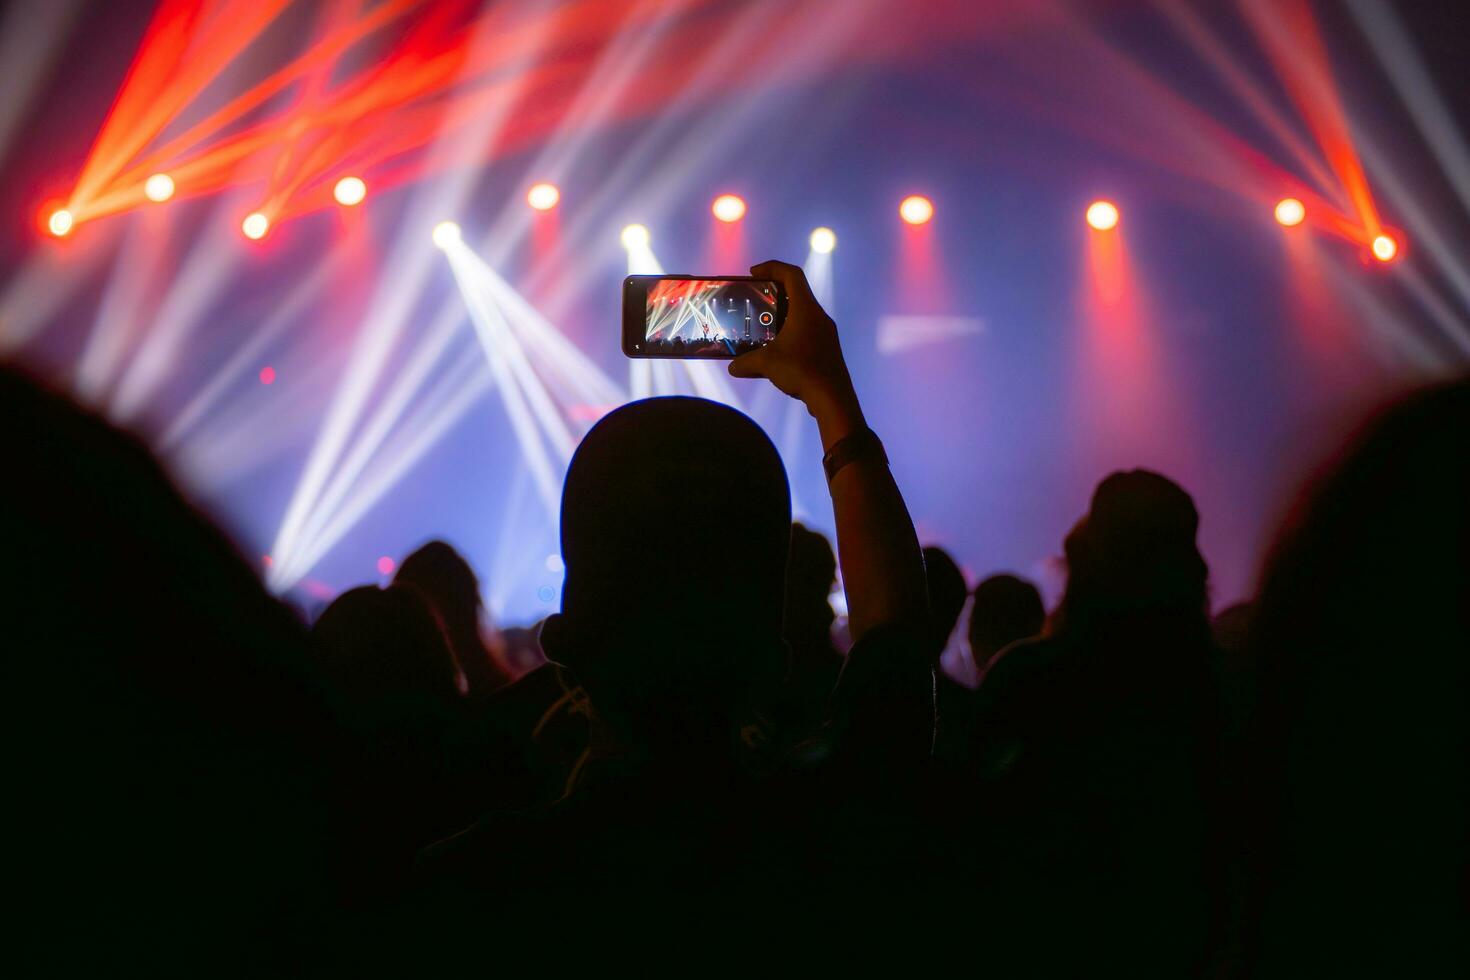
64, 0, 1058, 235
72, 0, 296, 212
1237, 0, 1383, 241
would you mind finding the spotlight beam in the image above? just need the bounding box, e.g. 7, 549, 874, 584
281, 301, 473, 570
86, 0, 602, 225
444, 248, 564, 517
269, 337, 485, 585
98, 0, 430, 207
275, 352, 496, 588
1319, 248, 1449, 373
72, 0, 296, 209
989, 8, 1362, 244
1236, 0, 1383, 235
683, 359, 743, 406
269, 5, 561, 590
471, 0, 679, 272
485, 466, 534, 618
1155, 0, 1348, 213
0, 232, 116, 355
158, 253, 344, 450
630, 358, 652, 399
0, 0, 80, 172
480, 263, 624, 407
1397, 264, 1470, 359
524, 0, 832, 314
74, 215, 159, 405
1353, 127, 1470, 314
267, 248, 434, 588
171, 353, 342, 496
163, 0, 712, 228
804, 246, 835, 308
448, 246, 577, 459
110, 211, 243, 422
1345, 0, 1470, 221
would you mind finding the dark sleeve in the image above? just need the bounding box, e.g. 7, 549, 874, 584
822, 621, 935, 776
931, 674, 980, 765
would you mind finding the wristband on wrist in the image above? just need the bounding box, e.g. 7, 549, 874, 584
822, 427, 887, 482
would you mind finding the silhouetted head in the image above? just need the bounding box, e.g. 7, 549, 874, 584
541, 397, 791, 725
1255, 379, 1470, 656
394, 539, 483, 636
922, 546, 968, 657
1059, 469, 1208, 628
312, 584, 461, 725
785, 522, 838, 644
969, 573, 1045, 664
0, 366, 329, 966
1246, 379, 1470, 973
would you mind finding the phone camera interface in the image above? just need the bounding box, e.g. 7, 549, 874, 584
643, 279, 779, 357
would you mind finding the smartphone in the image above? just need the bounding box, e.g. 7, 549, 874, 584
623, 275, 787, 359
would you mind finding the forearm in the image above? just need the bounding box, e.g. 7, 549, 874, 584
724, 258, 928, 642
809, 382, 927, 643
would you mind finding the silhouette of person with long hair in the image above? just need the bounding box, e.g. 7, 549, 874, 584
969, 573, 1046, 675
965, 470, 1225, 974
932, 572, 1047, 765
394, 540, 513, 697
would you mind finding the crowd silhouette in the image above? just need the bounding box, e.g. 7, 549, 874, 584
4, 259, 1466, 974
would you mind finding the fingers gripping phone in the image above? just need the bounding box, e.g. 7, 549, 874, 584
623, 275, 787, 359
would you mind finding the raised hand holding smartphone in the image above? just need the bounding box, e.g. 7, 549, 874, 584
729, 259, 926, 643
728, 260, 864, 451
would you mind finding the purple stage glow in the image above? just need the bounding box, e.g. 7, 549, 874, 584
0, 0, 1465, 625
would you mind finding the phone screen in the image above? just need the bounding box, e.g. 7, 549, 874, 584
624, 276, 784, 358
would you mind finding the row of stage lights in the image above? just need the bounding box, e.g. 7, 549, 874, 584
430, 218, 836, 257
42, 178, 1400, 262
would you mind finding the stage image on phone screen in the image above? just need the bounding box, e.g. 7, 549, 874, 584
641, 279, 780, 357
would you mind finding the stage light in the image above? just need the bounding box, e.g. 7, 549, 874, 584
144, 173, 175, 203
259, 365, 276, 385
1371, 233, 1398, 262
47, 209, 74, 237
527, 182, 560, 211
242, 212, 270, 240
1086, 200, 1120, 231
1274, 197, 1305, 227
377, 555, 396, 576
621, 223, 650, 249
334, 176, 367, 207
712, 194, 746, 223
809, 227, 837, 254
899, 195, 934, 225
432, 221, 462, 250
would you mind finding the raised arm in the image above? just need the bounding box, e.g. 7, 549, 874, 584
730, 260, 927, 642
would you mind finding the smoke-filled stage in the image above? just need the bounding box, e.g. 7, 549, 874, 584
2, 0, 1468, 971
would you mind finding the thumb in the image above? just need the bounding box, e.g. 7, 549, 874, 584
728, 346, 771, 379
